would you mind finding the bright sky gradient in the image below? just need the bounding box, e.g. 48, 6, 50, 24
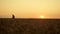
0, 0, 60, 18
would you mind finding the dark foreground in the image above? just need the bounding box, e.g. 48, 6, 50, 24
0, 18, 60, 34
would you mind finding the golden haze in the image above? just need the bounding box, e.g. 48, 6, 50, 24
0, 0, 60, 18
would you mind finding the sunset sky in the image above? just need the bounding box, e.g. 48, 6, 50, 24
0, 0, 60, 18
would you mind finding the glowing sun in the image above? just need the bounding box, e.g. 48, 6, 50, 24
40, 16, 45, 18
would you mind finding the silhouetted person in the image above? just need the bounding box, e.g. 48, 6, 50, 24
12, 14, 15, 19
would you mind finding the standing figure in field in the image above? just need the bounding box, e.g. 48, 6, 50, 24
12, 14, 15, 19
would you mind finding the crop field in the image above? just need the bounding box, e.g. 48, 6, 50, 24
0, 18, 60, 34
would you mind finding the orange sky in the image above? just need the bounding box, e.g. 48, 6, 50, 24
0, 0, 60, 18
